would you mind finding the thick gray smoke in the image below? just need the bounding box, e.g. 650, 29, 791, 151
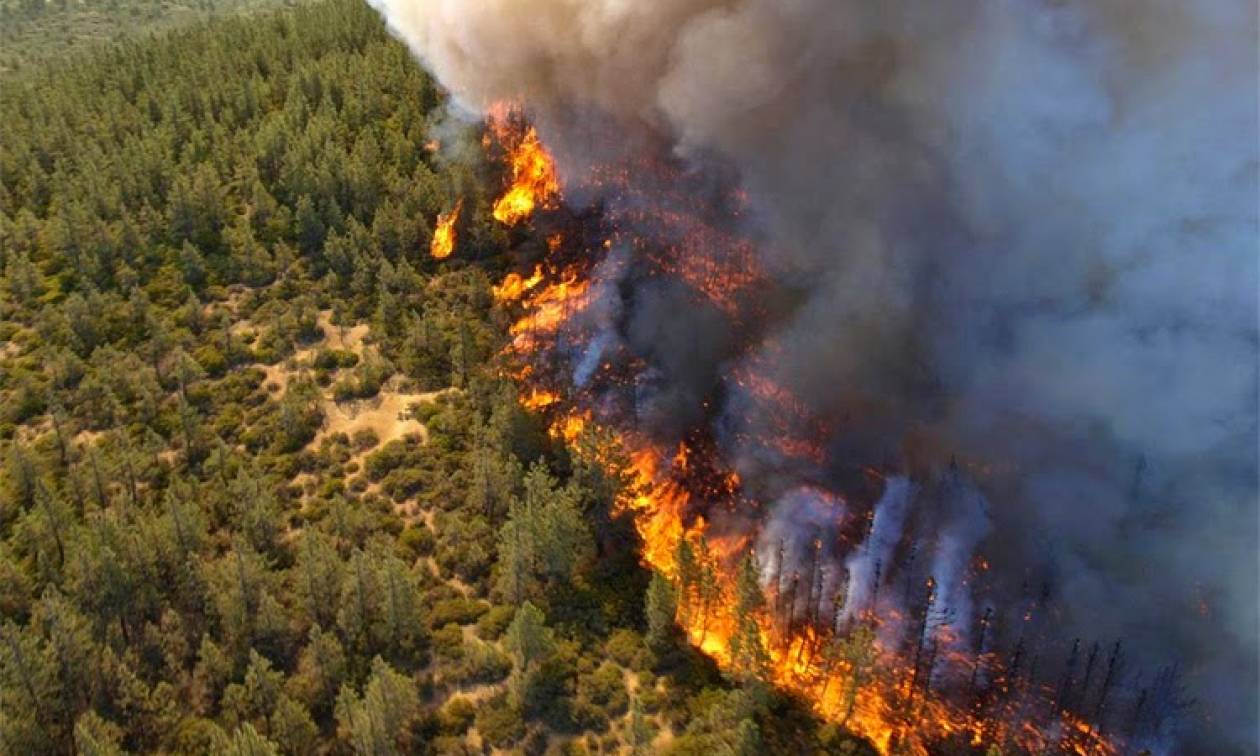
370, 0, 1258, 749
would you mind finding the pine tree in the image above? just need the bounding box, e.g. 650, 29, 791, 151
838, 624, 876, 726
694, 536, 721, 646
224, 722, 281, 756
288, 626, 348, 721
334, 657, 421, 756
504, 601, 554, 708
293, 531, 344, 631
494, 462, 592, 602
728, 553, 769, 683
673, 538, 698, 625
645, 570, 677, 651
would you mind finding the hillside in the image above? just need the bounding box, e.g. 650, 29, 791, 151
0, 1, 875, 753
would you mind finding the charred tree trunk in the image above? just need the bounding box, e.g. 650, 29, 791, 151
906, 577, 936, 709
1093, 641, 1124, 731
1078, 641, 1101, 713
868, 559, 883, 620
782, 571, 800, 636
970, 606, 993, 695
1055, 638, 1081, 714
1128, 687, 1148, 739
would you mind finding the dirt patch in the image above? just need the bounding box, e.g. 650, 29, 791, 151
260, 360, 298, 395
315, 310, 369, 353
312, 383, 439, 449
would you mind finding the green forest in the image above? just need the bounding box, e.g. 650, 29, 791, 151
0, 1, 876, 752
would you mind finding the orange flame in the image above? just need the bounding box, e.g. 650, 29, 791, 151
491, 122, 560, 225
429, 199, 461, 259
492, 264, 545, 302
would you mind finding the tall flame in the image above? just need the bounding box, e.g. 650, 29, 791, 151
429, 199, 461, 259
491, 120, 560, 225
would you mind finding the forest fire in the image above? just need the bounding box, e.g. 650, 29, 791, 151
482, 111, 1133, 755
429, 199, 460, 258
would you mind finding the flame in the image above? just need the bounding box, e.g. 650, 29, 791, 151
429, 199, 461, 259
507, 268, 591, 340
490, 118, 560, 226
521, 388, 560, 410
483, 114, 1121, 756
493, 264, 545, 302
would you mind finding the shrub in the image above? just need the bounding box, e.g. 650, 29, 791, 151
351, 427, 379, 450
476, 605, 516, 640
474, 695, 524, 748
313, 348, 359, 371
576, 662, 628, 720
432, 623, 464, 660
453, 639, 511, 686
437, 696, 476, 736
192, 344, 227, 377
604, 629, 642, 668
364, 439, 412, 481
399, 524, 435, 558
428, 597, 488, 629
380, 467, 426, 500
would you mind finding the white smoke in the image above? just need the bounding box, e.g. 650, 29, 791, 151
929, 471, 992, 658
841, 476, 914, 626
755, 485, 846, 585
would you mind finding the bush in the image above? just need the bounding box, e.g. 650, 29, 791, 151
604, 629, 643, 668
476, 605, 516, 640
313, 348, 359, 371
432, 623, 464, 660
380, 466, 426, 500
438, 696, 476, 736
428, 597, 489, 629
576, 662, 628, 720
192, 344, 227, 377
474, 695, 524, 748
452, 639, 511, 686
363, 439, 413, 481
399, 524, 435, 558
351, 427, 379, 450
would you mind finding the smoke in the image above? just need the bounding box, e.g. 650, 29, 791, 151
370, 0, 1259, 748
841, 476, 914, 628
927, 471, 991, 655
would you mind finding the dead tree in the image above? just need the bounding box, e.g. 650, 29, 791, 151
1078, 641, 1101, 713
868, 559, 883, 619
1055, 638, 1081, 714
1093, 641, 1125, 732
782, 571, 800, 636
970, 606, 994, 695
771, 538, 786, 620
900, 542, 920, 609
906, 577, 937, 709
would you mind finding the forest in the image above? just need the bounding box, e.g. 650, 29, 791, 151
0, 0, 878, 752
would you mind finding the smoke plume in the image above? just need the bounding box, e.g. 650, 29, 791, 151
370, 0, 1258, 749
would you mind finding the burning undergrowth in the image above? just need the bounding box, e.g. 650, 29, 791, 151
372, 0, 1257, 752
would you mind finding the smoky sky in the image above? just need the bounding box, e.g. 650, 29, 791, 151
369, 0, 1259, 749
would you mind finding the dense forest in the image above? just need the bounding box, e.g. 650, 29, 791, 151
0, 0, 291, 75
0, 1, 876, 752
